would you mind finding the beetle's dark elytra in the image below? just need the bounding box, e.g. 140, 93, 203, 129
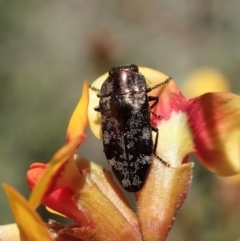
92, 64, 171, 192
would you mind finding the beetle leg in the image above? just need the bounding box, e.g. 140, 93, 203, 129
146, 76, 171, 92
152, 126, 170, 166
151, 125, 159, 154
148, 96, 158, 109
149, 96, 163, 119
90, 84, 101, 112
94, 106, 100, 112
151, 126, 169, 166
151, 111, 163, 119
89, 85, 100, 92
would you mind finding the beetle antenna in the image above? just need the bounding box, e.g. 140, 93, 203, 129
89, 84, 100, 92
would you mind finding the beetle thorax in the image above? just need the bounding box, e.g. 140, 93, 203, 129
100, 70, 147, 96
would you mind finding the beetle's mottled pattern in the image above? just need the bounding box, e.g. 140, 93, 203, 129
93, 64, 171, 192
95, 64, 154, 192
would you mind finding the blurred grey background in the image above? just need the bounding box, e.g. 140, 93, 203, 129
1, 1, 240, 240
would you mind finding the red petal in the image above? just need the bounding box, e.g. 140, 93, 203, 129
27, 162, 91, 226
28, 139, 81, 209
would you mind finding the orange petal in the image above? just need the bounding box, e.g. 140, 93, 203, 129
188, 92, 240, 175
2, 184, 52, 241
67, 80, 88, 143
135, 158, 193, 241
28, 139, 81, 209
72, 175, 141, 241
0, 224, 20, 241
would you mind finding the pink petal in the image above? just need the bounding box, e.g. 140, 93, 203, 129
150, 80, 195, 166
188, 92, 240, 175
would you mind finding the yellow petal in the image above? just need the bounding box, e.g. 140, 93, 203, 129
135, 158, 193, 241
0, 224, 20, 241
45, 206, 67, 218
2, 184, 52, 241
29, 139, 80, 209
138, 66, 171, 88
88, 66, 170, 139
153, 110, 194, 167
183, 68, 230, 98
73, 175, 141, 241
189, 92, 240, 175
67, 80, 89, 142
88, 72, 107, 139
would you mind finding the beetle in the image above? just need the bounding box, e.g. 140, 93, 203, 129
93, 64, 171, 192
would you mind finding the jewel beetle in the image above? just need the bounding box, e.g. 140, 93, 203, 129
93, 64, 171, 192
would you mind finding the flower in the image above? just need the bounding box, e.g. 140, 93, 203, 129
90, 66, 240, 175
1, 67, 240, 241
88, 66, 240, 239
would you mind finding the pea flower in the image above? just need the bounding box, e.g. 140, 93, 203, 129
1, 67, 240, 241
